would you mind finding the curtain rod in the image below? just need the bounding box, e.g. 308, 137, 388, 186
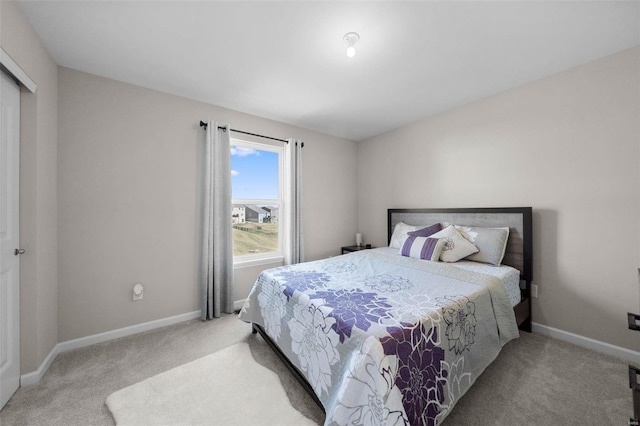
199, 121, 289, 144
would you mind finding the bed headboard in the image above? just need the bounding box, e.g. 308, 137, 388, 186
387, 207, 533, 282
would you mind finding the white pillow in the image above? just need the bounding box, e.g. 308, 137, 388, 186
444, 223, 510, 266
430, 225, 479, 262
389, 222, 421, 249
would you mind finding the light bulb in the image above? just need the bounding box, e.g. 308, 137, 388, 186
343, 32, 359, 59
346, 46, 356, 58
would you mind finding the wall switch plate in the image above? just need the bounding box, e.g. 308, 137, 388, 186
531, 284, 538, 298
133, 283, 144, 301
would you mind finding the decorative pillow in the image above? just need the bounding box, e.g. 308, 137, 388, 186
407, 222, 441, 238
400, 236, 444, 261
429, 225, 479, 263
444, 223, 510, 266
390, 222, 441, 249
389, 222, 421, 249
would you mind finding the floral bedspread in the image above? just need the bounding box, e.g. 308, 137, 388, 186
238, 248, 519, 425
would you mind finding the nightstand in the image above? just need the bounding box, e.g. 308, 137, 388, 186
341, 245, 374, 254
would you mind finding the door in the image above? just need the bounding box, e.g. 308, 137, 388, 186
0, 70, 20, 409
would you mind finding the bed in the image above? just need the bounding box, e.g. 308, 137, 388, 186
238, 207, 533, 425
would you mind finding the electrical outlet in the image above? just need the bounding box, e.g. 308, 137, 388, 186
531, 284, 538, 298
133, 283, 144, 301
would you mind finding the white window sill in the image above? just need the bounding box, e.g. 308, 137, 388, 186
233, 255, 284, 270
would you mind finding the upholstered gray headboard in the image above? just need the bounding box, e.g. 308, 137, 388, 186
388, 207, 532, 282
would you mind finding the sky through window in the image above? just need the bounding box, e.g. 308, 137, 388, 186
231, 146, 279, 200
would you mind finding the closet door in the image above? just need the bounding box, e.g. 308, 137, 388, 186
0, 70, 21, 409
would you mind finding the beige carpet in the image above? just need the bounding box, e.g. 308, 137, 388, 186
0, 315, 630, 425
105, 342, 317, 426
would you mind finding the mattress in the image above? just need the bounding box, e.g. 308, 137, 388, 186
376, 247, 522, 307
449, 261, 521, 306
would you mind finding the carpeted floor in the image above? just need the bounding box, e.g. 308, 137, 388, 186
0, 313, 631, 425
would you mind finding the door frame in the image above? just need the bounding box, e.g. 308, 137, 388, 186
0, 48, 37, 93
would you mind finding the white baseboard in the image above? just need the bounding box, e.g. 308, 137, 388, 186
532, 322, 640, 365
23, 314, 637, 387
20, 310, 201, 386
20, 344, 61, 386
234, 299, 247, 311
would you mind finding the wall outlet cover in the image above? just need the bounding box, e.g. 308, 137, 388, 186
133, 283, 144, 301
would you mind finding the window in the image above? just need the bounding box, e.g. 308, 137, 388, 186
231, 139, 284, 265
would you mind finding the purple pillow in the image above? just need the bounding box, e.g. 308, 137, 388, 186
407, 223, 441, 238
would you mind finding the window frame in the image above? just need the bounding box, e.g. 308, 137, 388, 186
230, 137, 285, 268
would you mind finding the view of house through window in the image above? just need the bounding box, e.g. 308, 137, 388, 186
231, 140, 283, 260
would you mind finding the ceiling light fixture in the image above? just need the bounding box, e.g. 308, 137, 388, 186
343, 32, 360, 58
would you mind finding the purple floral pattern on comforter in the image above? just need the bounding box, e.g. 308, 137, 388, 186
381, 322, 446, 425
312, 289, 392, 343
239, 248, 519, 425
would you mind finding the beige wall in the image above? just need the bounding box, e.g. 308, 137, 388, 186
233, 262, 283, 306
357, 47, 640, 351
58, 67, 358, 341
0, 1, 59, 373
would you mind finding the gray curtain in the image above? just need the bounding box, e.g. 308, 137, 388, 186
285, 139, 304, 264
200, 121, 234, 320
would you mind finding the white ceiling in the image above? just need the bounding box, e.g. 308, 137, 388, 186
18, 1, 640, 141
